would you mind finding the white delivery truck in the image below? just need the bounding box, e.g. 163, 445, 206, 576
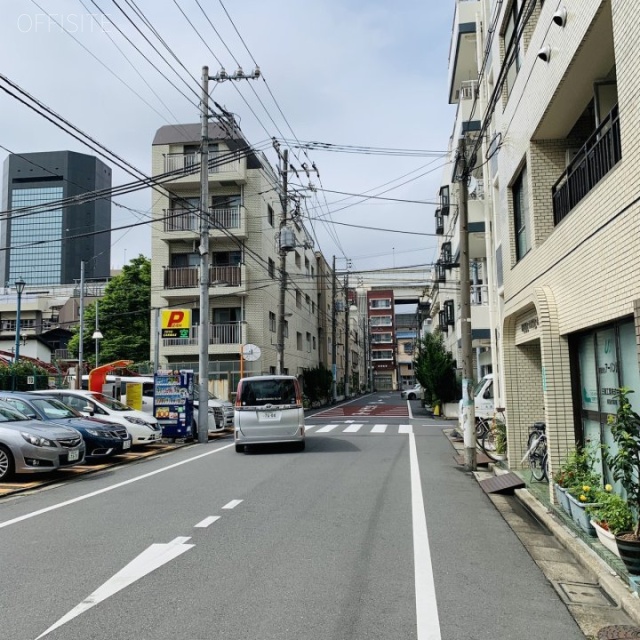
458, 373, 495, 429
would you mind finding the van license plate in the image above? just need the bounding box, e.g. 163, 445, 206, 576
68, 450, 79, 462
263, 412, 277, 419
123, 440, 131, 450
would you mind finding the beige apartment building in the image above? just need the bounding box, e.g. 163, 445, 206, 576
443, 0, 638, 485
150, 123, 325, 397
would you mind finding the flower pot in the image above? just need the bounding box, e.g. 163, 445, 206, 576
615, 533, 640, 575
590, 519, 621, 557
566, 492, 599, 536
554, 484, 571, 515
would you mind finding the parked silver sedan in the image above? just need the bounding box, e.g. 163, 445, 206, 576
0, 402, 85, 481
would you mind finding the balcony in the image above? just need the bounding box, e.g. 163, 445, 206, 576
161, 206, 245, 238
457, 80, 479, 124
162, 322, 242, 349
552, 106, 621, 226
163, 150, 246, 185
435, 209, 444, 235
447, 0, 479, 104
163, 265, 243, 290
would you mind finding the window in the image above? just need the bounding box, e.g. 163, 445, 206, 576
513, 165, 530, 261
305, 257, 310, 277
296, 332, 303, 350
212, 251, 241, 266
267, 205, 274, 227
268, 258, 275, 279
284, 320, 289, 338
372, 350, 394, 361
503, 0, 523, 97
370, 315, 392, 327
305, 294, 311, 309
312, 336, 316, 350
372, 332, 393, 343
269, 312, 276, 332
370, 299, 391, 309
295, 252, 301, 268
312, 301, 316, 315
296, 290, 302, 309
171, 253, 199, 267
211, 194, 241, 209
306, 332, 311, 352
213, 307, 241, 323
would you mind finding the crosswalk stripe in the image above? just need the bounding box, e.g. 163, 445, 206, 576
316, 424, 339, 433
371, 424, 387, 433
399, 425, 413, 434
343, 424, 363, 433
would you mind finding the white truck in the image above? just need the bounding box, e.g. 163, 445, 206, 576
458, 373, 495, 429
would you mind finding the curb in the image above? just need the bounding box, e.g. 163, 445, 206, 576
513, 484, 640, 627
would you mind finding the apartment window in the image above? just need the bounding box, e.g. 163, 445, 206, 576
212, 251, 241, 266
295, 252, 301, 268
312, 336, 317, 350
269, 312, 276, 332
311, 266, 315, 280
305, 257, 310, 277
370, 298, 391, 309
372, 332, 393, 343
269, 366, 276, 374
268, 258, 275, 279
284, 320, 289, 337
296, 290, 302, 309
305, 294, 311, 309
306, 332, 311, 352
267, 204, 274, 227
503, 0, 523, 97
372, 349, 394, 361
370, 315, 392, 327
170, 253, 199, 267
513, 165, 530, 261
296, 332, 303, 350
312, 300, 316, 315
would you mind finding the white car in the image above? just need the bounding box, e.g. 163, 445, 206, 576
401, 384, 424, 401
32, 390, 162, 445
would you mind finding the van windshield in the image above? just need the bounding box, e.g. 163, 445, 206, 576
240, 379, 297, 407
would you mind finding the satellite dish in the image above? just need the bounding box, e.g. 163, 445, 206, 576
242, 344, 261, 362
467, 175, 478, 195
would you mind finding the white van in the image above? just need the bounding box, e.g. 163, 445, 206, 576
458, 374, 495, 428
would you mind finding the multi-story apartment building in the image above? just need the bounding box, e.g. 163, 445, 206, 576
367, 289, 397, 391
396, 312, 419, 389
150, 124, 321, 397
443, 0, 638, 488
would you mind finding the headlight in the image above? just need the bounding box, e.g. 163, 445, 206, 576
85, 428, 106, 437
125, 416, 154, 428
21, 432, 55, 447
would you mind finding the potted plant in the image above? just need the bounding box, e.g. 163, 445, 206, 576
607, 388, 640, 573
587, 487, 633, 557
565, 478, 602, 536
553, 446, 599, 516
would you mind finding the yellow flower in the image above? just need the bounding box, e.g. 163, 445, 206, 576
579, 495, 587, 502
605, 484, 613, 492
582, 485, 590, 492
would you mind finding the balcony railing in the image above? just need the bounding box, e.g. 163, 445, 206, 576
471, 284, 489, 306
163, 206, 241, 232
163, 150, 243, 175
552, 105, 621, 225
164, 265, 241, 289
163, 322, 242, 346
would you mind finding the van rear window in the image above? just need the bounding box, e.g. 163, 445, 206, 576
240, 380, 297, 406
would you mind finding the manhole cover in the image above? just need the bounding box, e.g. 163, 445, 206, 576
557, 582, 616, 608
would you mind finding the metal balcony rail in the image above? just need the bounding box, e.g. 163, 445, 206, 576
162, 322, 242, 346
164, 265, 241, 289
459, 80, 478, 101
163, 206, 241, 232
471, 284, 489, 306
163, 151, 242, 175
552, 105, 621, 225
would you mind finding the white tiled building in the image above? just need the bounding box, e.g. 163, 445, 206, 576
443, 0, 640, 489
150, 124, 324, 397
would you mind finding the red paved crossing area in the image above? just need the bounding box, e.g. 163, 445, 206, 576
315, 403, 409, 418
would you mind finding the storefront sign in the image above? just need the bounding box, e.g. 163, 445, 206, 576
515, 309, 540, 344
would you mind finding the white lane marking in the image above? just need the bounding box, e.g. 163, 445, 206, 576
344, 420, 355, 424
371, 424, 387, 433
399, 424, 413, 434
0, 442, 235, 530
222, 499, 243, 510
195, 516, 220, 528
408, 401, 414, 420
343, 424, 363, 433
409, 433, 442, 640
35, 537, 195, 639
316, 424, 339, 433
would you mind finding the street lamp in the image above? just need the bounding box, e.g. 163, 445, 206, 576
92, 300, 103, 367
14, 277, 26, 362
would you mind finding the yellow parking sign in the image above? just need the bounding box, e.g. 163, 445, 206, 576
161, 309, 191, 339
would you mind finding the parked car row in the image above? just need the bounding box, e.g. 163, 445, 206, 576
0, 389, 163, 482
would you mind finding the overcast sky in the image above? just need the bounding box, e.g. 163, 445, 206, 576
0, 0, 456, 281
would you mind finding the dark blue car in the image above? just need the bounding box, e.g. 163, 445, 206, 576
0, 392, 132, 460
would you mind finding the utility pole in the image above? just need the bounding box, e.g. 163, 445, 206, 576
77, 261, 85, 389
331, 255, 337, 402
458, 136, 476, 470
198, 65, 210, 444
343, 271, 350, 398
276, 148, 288, 375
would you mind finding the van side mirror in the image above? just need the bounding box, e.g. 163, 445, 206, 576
83, 405, 94, 415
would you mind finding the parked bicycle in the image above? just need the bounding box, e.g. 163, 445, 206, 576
476, 408, 507, 462
521, 421, 548, 481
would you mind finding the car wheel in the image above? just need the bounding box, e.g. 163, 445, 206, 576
0, 445, 14, 481
408, 393, 416, 400
235, 444, 245, 453
297, 440, 306, 452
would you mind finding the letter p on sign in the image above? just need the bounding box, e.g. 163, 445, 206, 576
161, 309, 191, 330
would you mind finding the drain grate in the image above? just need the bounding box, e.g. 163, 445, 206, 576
556, 581, 617, 608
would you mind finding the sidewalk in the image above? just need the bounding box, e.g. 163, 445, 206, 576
444, 427, 640, 638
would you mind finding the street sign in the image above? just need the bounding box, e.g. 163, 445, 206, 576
161, 309, 191, 339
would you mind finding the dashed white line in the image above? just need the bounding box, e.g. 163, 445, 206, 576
343, 424, 363, 433
194, 516, 221, 528
399, 425, 413, 434
371, 424, 388, 433
222, 499, 243, 510
316, 424, 339, 433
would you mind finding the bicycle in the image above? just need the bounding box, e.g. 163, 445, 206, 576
476, 408, 507, 462
521, 421, 548, 481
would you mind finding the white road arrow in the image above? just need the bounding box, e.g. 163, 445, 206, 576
36, 536, 195, 639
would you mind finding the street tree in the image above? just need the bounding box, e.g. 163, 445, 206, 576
68, 255, 151, 366
414, 329, 458, 407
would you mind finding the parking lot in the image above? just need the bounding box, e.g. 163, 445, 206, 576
0, 430, 232, 498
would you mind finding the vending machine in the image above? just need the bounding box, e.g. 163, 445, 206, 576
153, 370, 194, 439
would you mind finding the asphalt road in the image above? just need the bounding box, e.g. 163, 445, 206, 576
0, 392, 585, 640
